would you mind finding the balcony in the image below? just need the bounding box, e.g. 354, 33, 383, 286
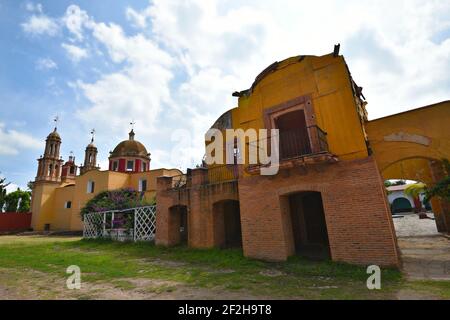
247, 125, 335, 173
277, 125, 329, 160
167, 165, 239, 190
207, 164, 239, 184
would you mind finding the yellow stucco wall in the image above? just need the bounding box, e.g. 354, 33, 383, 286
366, 101, 450, 231
31, 168, 182, 231
30, 182, 59, 231
366, 100, 450, 175
53, 185, 75, 230
234, 54, 368, 160
205, 53, 369, 181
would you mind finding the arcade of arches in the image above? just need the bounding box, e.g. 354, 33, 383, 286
366, 101, 450, 233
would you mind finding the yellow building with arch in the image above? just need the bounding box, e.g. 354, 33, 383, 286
366, 100, 450, 232
31, 128, 181, 232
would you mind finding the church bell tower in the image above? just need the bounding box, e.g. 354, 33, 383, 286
35, 123, 64, 183
79, 129, 99, 175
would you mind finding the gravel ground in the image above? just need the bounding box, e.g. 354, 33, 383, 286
393, 213, 439, 238
393, 212, 450, 281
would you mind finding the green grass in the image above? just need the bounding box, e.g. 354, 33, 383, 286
405, 280, 450, 299
0, 235, 433, 300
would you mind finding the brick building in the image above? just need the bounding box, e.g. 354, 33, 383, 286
155, 49, 401, 267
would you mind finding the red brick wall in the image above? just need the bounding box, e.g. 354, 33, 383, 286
0, 212, 32, 232
156, 157, 400, 267
156, 170, 239, 248
238, 156, 400, 267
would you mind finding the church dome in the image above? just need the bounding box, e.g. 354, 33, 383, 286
47, 128, 61, 140
109, 130, 150, 159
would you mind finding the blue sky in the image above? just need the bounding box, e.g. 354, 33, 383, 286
0, 0, 449, 191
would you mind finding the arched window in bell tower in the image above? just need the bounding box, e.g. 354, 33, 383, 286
36, 125, 63, 182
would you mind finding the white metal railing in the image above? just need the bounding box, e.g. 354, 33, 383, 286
83, 205, 156, 242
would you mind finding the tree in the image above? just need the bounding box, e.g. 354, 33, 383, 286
0, 175, 10, 212
18, 190, 31, 212
4, 189, 31, 213
4, 189, 20, 212
404, 183, 427, 199
425, 159, 450, 203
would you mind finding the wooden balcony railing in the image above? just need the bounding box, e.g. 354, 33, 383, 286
248, 125, 329, 161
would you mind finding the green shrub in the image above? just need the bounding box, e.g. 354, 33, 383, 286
80, 188, 155, 220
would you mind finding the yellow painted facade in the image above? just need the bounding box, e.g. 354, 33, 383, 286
366, 100, 450, 232
366, 100, 450, 177
206, 53, 370, 182
234, 54, 368, 160
31, 168, 182, 231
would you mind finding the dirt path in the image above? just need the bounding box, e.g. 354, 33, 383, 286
393, 212, 449, 281
0, 268, 275, 300
397, 235, 450, 281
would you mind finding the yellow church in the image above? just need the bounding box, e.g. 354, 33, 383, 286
30, 127, 181, 231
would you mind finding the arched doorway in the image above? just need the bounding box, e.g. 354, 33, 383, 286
391, 197, 413, 214
274, 109, 311, 159
213, 200, 242, 248
169, 205, 188, 245
288, 191, 330, 260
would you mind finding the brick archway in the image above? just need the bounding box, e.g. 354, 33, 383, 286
212, 199, 242, 249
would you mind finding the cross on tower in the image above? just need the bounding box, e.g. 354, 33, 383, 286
54, 115, 59, 129
130, 120, 136, 130
90, 128, 96, 143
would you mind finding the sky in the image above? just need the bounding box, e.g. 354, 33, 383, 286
0, 0, 449, 192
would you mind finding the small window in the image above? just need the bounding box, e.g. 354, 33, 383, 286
87, 180, 95, 194
112, 161, 118, 171
139, 179, 147, 192
126, 160, 134, 171
142, 162, 147, 172
65, 201, 72, 209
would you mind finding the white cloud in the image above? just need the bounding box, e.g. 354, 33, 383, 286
61, 43, 88, 62
25, 2, 43, 13
0, 123, 43, 156
22, 1, 449, 170
21, 14, 59, 36
74, 21, 173, 139
125, 6, 152, 29
36, 57, 57, 70
5, 183, 20, 194
62, 4, 92, 41
146, 0, 450, 121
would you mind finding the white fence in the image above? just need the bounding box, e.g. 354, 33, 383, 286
83, 205, 156, 242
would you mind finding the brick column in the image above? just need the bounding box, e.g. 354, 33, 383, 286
191, 167, 208, 185
155, 176, 174, 246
